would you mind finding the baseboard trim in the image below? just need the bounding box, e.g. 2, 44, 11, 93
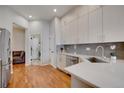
50, 64, 57, 68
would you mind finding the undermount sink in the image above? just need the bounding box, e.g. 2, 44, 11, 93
87, 57, 107, 63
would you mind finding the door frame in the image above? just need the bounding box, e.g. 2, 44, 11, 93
11, 23, 27, 65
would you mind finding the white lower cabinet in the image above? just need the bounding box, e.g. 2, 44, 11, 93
58, 54, 79, 73
58, 54, 66, 71
71, 75, 94, 88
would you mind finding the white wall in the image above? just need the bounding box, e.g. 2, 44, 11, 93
29, 21, 42, 35
0, 6, 28, 32
29, 20, 50, 65
12, 27, 25, 51
49, 19, 55, 67
41, 21, 50, 64
49, 17, 62, 68
0, 6, 29, 65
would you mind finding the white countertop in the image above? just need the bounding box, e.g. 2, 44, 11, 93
65, 62, 124, 88
63, 53, 124, 88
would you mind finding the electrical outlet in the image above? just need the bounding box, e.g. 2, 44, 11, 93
86, 47, 91, 51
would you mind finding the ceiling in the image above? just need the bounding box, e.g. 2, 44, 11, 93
8, 5, 78, 21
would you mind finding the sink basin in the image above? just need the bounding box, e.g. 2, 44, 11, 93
87, 57, 107, 63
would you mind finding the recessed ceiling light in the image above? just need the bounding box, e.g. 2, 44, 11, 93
53, 9, 57, 12
29, 15, 32, 18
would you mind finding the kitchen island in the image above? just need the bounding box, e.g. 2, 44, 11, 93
65, 62, 124, 88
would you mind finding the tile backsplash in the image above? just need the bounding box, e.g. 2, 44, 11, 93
62, 42, 124, 59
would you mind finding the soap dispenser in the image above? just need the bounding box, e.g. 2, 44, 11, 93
110, 52, 117, 63
60, 47, 64, 53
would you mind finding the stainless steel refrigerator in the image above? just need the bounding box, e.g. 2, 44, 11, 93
0, 28, 11, 88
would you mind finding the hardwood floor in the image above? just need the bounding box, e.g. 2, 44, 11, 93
8, 64, 71, 88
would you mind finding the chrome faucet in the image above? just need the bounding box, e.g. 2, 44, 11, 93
95, 45, 105, 58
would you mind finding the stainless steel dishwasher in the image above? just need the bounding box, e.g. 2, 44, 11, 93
66, 55, 79, 67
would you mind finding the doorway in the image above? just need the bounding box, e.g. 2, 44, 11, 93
12, 24, 26, 65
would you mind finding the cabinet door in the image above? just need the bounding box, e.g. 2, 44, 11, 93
65, 24, 70, 44
58, 54, 66, 70
69, 19, 78, 44
103, 6, 124, 42
55, 18, 61, 45
57, 54, 62, 69
62, 19, 78, 44
89, 8, 102, 43
78, 14, 89, 43
62, 23, 70, 44
61, 24, 65, 44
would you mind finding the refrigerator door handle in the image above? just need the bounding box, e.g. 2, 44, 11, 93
0, 58, 2, 88
0, 58, 1, 65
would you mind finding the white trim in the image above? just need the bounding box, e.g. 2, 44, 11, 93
50, 63, 57, 68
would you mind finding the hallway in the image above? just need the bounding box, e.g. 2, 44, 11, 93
8, 64, 71, 88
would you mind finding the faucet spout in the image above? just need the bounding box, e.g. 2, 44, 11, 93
95, 45, 105, 58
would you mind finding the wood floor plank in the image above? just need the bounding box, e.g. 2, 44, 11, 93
8, 64, 71, 88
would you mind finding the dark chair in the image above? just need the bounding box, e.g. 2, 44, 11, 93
13, 51, 25, 64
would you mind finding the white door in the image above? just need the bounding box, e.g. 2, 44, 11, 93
31, 35, 40, 60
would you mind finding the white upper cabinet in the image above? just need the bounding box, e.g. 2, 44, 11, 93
60, 6, 124, 45
103, 6, 124, 42
69, 19, 78, 44
89, 7, 103, 43
62, 22, 70, 44
61, 18, 78, 44
54, 17, 61, 45
78, 14, 89, 43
